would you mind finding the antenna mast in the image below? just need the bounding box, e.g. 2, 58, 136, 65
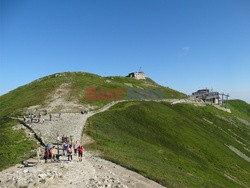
139, 66, 142, 72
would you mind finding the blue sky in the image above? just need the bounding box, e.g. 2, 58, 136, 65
1, 0, 250, 102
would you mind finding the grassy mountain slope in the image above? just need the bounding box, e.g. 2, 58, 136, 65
85, 101, 250, 187
228, 100, 250, 122
0, 72, 185, 171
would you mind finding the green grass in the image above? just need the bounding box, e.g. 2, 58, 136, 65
0, 71, 185, 171
84, 101, 250, 188
0, 118, 37, 171
1, 71, 249, 187
0, 72, 185, 115
228, 100, 250, 122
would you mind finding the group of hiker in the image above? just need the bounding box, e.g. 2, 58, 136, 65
23, 110, 62, 124
44, 145, 56, 163
23, 110, 87, 163
44, 135, 84, 163
25, 109, 87, 124
23, 112, 45, 123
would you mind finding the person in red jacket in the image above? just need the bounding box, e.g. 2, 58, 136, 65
78, 145, 84, 162
44, 149, 50, 163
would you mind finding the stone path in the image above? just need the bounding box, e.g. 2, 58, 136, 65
0, 101, 165, 188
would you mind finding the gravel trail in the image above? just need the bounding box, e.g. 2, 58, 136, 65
0, 100, 165, 188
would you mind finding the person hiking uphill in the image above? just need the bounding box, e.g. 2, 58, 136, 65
62, 142, 68, 156
44, 148, 50, 163
70, 135, 73, 145
50, 146, 56, 162
45, 144, 51, 160
78, 145, 84, 162
67, 145, 73, 161
73, 141, 79, 156
62, 135, 66, 142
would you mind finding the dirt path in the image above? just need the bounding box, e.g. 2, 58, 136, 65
1, 81, 234, 188
0, 100, 165, 188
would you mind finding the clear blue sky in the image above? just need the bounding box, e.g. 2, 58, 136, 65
1, 0, 250, 102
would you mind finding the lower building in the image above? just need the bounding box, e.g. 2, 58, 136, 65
190, 89, 220, 104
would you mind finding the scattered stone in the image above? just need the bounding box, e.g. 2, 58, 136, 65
23, 169, 29, 174
38, 173, 47, 179
40, 179, 46, 184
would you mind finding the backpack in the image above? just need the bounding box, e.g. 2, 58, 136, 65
68, 148, 72, 154
45, 149, 50, 157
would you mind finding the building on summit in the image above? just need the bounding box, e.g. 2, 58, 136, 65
127, 72, 146, 80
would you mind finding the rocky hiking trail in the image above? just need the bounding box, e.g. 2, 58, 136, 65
0, 93, 233, 188
0, 101, 165, 188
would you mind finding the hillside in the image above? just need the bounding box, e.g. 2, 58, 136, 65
0, 72, 185, 171
85, 101, 250, 187
0, 72, 249, 187
228, 100, 250, 122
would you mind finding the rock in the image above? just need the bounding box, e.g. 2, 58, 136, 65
27, 176, 36, 183
23, 169, 29, 174
38, 173, 47, 179
40, 179, 46, 184
15, 178, 28, 188
18, 165, 24, 168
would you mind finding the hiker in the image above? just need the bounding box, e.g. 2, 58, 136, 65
50, 146, 56, 162
78, 145, 84, 162
65, 135, 69, 142
38, 113, 41, 123
81, 110, 84, 114
59, 112, 61, 118
49, 114, 52, 121
73, 141, 79, 156
45, 109, 48, 115
44, 148, 50, 163
67, 145, 73, 161
70, 135, 73, 145
45, 144, 51, 159
62, 135, 66, 142
23, 116, 26, 122
62, 142, 68, 156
